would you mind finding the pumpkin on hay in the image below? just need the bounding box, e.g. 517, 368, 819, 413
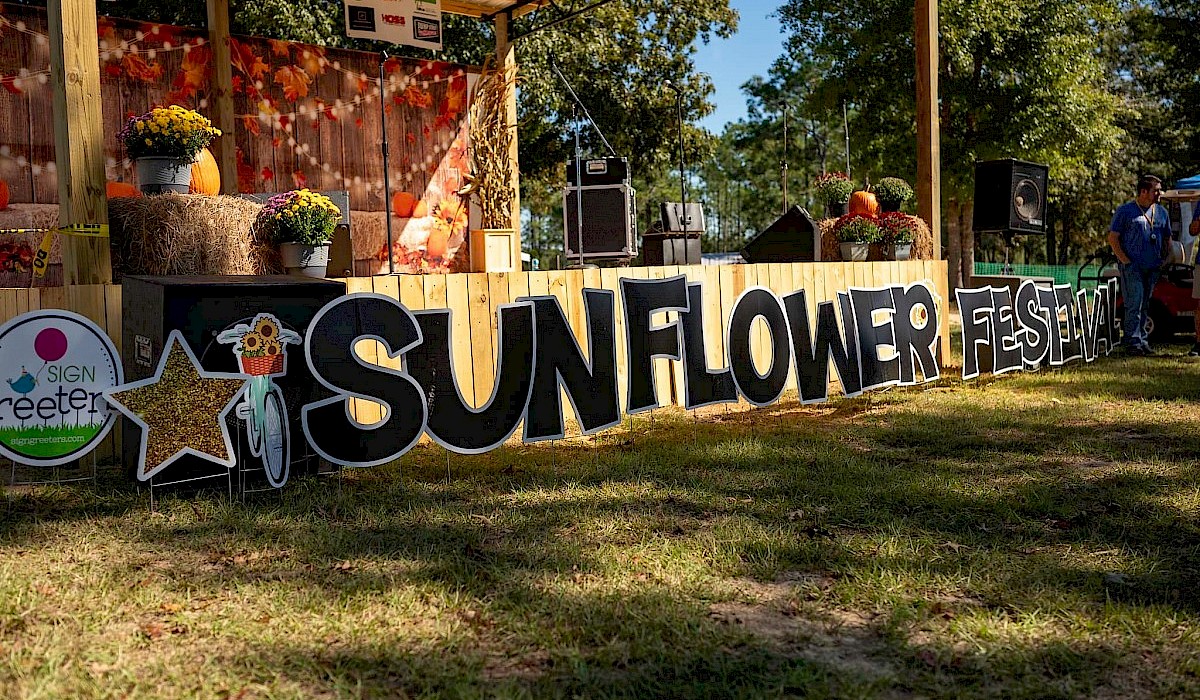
0, 180, 9, 210
106, 180, 140, 198
848, 190, 879, 217
189, 147, 220, 195
391, 191, 416, 218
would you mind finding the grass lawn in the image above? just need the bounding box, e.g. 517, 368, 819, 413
2, 343, 1199, 698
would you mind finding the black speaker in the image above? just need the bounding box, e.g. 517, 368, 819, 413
642, 233, 701, 266
972, 159, 1049, 235
563, 184, 637, 261
741, 206, 820, 263
121, 275, 346, 485
566, 157, 629, 187
660, 202, 706, 234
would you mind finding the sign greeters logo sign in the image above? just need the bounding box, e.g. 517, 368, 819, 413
0, 310, 123, 466
956, 279, 1118, 379
344, 0, 442, 50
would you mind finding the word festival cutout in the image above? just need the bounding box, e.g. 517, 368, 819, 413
955, 279, 1119, 380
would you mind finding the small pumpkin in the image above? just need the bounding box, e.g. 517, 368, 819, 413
412, 199, 428, 218
0, 180, 9, 210
391, 191, 416, 218
189, 147, 221, 195
848, 190, 879, 217
106, 180, 140, 198
427, 226, 449, 258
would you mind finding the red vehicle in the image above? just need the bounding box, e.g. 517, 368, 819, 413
1079, 188, 1200, 340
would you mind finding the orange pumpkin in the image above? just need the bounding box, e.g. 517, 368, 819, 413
0, 180, 9, 210
189, 148, 221, 195
391, 191, 416, 218
848, 190, 879, 217
412, 200, 428, 218
106, 180, 140, 198
427, 226, 449, 258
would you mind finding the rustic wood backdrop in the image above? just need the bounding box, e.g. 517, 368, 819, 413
0, 3, 477, 275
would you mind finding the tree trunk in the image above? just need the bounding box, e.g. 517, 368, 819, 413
947, 197, 963, 289
960, 200, 975, 287
1045, 205, 1057, 264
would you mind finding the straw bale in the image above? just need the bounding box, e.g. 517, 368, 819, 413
818, 214, 935, 261
109, 194, 280, 278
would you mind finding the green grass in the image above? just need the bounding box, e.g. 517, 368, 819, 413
2, 346, 1200, 698
0, 423, 105, 458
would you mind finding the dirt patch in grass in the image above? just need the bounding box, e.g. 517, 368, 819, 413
710, 574, 895, 680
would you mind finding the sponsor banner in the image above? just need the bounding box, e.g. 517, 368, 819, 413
344, 0, 442, 51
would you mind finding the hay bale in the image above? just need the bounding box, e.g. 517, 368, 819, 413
818, 214, 935, 261
109, 194, 279, 278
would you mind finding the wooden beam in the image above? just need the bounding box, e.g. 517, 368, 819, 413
915, 0, 941, 260
207, 0, 238, 194
48, 0, 112, 285
495, 13, 522, 267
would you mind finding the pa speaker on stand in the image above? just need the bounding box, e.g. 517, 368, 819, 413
973, 159, 1049, 237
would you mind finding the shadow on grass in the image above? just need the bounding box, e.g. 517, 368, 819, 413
1, 354, 1199, 697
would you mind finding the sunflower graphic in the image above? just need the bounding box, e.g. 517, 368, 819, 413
216, 313, 301, 377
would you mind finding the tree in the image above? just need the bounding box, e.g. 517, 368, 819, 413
776, 0, 1125, 285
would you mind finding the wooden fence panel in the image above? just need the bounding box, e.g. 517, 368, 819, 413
0, 262, 950, 440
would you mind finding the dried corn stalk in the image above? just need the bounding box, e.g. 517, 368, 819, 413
468, 59, 518, 230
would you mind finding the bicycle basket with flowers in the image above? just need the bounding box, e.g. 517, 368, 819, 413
216, 314, 301, 376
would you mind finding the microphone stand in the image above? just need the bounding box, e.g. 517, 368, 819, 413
550, 60, 616, 269
667, 82, 687, 238
379, 51, 394, 274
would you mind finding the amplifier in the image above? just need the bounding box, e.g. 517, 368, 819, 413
563, 183, 637, 260
567, 157, 629, 187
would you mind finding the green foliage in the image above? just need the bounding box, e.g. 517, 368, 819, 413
814, 171, 854, 203
256, 189, 340, 245
119, 106, 220, 164
833, 213, 881, 243
873, 177, 912, 206
878, 211, 917, 244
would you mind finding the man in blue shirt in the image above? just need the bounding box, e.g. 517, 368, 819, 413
1108, 175, 1170, 355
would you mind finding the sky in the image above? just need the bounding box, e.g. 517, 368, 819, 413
692, 1, 788, 133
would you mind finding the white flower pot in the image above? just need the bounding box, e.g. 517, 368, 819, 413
840, 242, 870, 261
280, 242, 330, 278
135, 156, 192, 194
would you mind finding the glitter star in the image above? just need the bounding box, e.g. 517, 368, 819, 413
105, 330, 247, 481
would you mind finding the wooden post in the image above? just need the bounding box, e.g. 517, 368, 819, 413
494, 13, 522, 269
207, 0, 238, 194
48, 0, 112, 285
915, 0, 941, 260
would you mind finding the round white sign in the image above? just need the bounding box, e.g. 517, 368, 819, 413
0, 310, 123, 466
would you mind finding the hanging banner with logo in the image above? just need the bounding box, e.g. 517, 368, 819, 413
0, 310, 123, 466
344, 0, 443, 50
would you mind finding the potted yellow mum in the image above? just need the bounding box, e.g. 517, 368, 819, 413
256, 189, 341, 277
120, 105, 221, 194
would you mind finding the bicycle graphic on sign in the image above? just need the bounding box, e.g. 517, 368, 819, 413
217, 314, 300, 488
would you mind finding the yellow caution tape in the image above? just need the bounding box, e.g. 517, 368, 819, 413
32, 230, 54, 278
56, 223, 110, 238
0, 224, 111, 279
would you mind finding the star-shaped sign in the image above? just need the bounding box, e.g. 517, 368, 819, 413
105, 330, 248, 481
